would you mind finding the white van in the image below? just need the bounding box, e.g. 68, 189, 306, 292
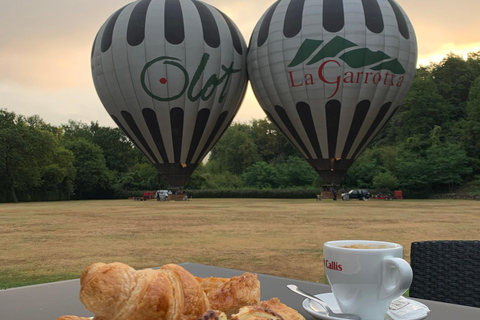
155, 190, 170, 201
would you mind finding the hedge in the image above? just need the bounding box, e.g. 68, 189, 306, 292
185, 189, 320, 199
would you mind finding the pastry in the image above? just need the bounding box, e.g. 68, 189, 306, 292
54, 263, 299, 320
199, 298, 306, 320
67, 262, 209, 320
55, 317, 108, 320
231, 305, 284, 320
198, 310, 228, 320
258, 298, 305, 320
196, 276, 229, 297
205, 273, 261, 317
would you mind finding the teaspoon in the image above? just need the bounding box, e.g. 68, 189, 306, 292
287, 284, 361, 320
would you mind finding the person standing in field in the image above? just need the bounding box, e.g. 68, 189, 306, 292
331, 187, 337, 201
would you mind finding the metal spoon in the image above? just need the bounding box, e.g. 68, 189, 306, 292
287, 284, 361, 320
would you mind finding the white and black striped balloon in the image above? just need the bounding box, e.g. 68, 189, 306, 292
91, 0, 248, 187
247, 0, 417, 184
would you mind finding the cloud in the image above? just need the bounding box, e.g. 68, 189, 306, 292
418, 42, 480, 66
207, 0, 273, 37
401, 0, 480, 58
0, 81, 115, 126
234, 86, 267, 123
2, 0, 480, 127
0, 37, 93, 90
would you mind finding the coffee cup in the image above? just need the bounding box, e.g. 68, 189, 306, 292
323, 240, 413, 320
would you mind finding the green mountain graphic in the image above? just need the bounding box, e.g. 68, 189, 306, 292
288, 36, 406, 75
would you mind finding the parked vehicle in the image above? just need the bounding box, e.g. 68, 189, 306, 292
132, 191, 155, 201
373, 190, 403, 201
155, 190, 171, 201
341, 189, 371, 201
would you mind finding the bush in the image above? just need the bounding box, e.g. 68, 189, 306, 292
112, 189, 146, 199
186, 188, 318, 199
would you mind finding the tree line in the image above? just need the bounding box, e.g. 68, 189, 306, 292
1, 52, 480, 202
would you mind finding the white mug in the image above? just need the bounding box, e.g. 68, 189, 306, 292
323, 240, 413, 320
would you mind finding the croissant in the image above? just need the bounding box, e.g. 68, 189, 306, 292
55, 262, 270, 320
195, 276, 228, 297
200, 273, 261, 317
55, 317, 107, 320
66, 262, 209, 320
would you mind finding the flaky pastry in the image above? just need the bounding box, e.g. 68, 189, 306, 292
230, 305, 284, 320
258, 298, 305, 320
205, 273, 261, 317
198, 310, 229, 320
196, 276, 229, 297
56, 262, 209, 320
54, 263, 302, 320
199, 298, 306, 320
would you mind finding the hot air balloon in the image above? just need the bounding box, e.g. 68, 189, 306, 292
247, 0, 417, 184
91, 0, 248, 187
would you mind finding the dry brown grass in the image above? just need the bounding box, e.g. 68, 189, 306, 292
1, 198, 479, 288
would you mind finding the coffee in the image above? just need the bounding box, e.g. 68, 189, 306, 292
324, 240, 412, 320
341, 244, 389, 249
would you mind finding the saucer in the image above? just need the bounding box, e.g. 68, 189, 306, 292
303, 293, 430, 320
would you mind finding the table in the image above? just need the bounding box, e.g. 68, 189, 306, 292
1, 263, 479, 320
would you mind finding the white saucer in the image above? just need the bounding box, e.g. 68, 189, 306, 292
303, 293, 430, 320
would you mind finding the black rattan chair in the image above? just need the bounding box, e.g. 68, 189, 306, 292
410, 240, 480, 308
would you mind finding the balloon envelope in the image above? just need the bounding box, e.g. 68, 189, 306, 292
92, 0, 248, 187
247, 0, 417, 184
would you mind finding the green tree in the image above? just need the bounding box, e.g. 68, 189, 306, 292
467, 51, 480, 76
467, 75, 480, 121
396, 149, 430, 195
208, 123, 260, 175
201, 159, 243, 189
241, 161, 280, 189
62, 120, 93, 141
455, 75, 480, 174
0, 123, 26, 202
343, 148, 383, 188
63, 120, 137, 173
89, 122, 137, 173
431, 53, 478, 119
39, 147, 76, 199
115, 163, 166, 191
276, 156, 317, 188
372, 171, 399, 190
64, 138, 112, 198
395, 74, 452, 141
0, 110, 75, 202
249, 118, 297, 163
184, 164, 208, 189
458, 119, 480, 174
26, 114, 63, 139
424, 143, 472, 191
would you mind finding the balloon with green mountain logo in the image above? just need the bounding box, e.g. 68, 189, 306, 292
247, 0, 417, 184
91, 0, 248, 187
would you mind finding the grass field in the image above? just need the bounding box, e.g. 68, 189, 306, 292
1, 198, 479, 289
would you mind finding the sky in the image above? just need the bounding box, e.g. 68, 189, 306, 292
2, 0, 480, 127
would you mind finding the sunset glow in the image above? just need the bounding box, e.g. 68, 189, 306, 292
2, 0, 480, 126
417, 42, 480, 67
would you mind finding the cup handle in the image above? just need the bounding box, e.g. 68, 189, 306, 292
379, 257, 413, 300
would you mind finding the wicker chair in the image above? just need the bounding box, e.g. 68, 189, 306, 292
409, 240, 480, 308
